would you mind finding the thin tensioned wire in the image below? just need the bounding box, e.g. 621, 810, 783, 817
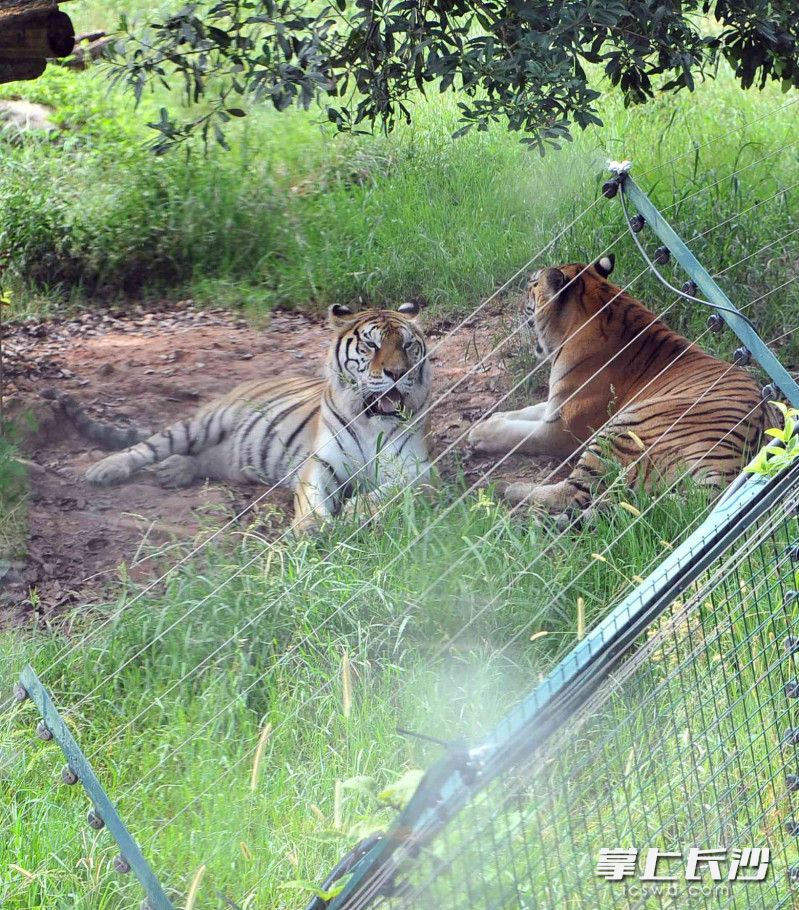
142, 365, 775, 852
37, 134, 798, 680
51, 177, 795, 718
69, 248, 799, 779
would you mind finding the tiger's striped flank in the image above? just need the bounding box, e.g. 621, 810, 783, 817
469, 255, 780, 514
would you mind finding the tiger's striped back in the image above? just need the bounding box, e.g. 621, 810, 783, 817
471, 255, 781, 515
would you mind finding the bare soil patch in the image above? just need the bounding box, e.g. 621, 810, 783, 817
1, 302, 556, 622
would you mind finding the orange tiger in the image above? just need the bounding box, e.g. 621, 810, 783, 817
468, 254, 780, 513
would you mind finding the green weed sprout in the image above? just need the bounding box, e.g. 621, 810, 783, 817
744, 402, 799, 478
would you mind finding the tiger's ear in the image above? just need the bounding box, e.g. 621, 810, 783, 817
397, 300, 421, 321
328, 303, 357, 328
594, 254, 615, 278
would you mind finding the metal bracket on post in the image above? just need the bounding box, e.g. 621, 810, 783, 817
608, 162, 799, 408
15, 665, 176, 910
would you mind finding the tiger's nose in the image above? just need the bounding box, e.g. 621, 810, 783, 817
383, 366, 405, 381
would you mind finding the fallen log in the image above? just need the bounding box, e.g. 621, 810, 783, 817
0, 1, 75, 84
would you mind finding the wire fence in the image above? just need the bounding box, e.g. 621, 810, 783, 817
327, 462, 799, 910
4, 107, 799, 910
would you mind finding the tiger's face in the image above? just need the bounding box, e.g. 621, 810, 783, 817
522, 255, 617, 358
328, 302, 430, 419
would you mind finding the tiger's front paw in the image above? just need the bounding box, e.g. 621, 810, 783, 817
503, 482, 536, 506
85, 454, 133, 486
518, 481, 573, 513
290, 512, 324, 535
154, 455, 197, 489
467, 416, 507, 455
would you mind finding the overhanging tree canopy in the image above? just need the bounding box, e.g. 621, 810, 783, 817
110, 1, 799, 153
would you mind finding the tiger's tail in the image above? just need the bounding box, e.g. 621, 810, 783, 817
42, 388, 151, 451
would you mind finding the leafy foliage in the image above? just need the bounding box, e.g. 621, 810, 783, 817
108, 0, 799, 153
745, 402, 799, 478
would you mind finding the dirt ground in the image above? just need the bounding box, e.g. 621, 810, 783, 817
1, 301, 555, 622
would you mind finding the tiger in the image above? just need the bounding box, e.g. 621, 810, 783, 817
49, 302, 433, 532
467, 254, 780, 514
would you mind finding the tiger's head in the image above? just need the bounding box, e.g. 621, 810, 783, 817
522, 254, 617, 358
327, 302, 431, 419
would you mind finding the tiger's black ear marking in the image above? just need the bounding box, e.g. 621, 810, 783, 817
329, 303, 356, 327
397, 301, 421, 319
546, 268, 566, 293
595, 254, 615, 278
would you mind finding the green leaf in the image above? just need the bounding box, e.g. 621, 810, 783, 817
280, 876, 352, 901
377, 769, 424, 808
341, 775, 379, 796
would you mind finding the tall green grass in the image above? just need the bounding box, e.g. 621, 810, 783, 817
0, 424, 27, 562
0, 481, 711, 909
2, 48, 797, 356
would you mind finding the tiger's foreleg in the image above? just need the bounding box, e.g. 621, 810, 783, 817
291, 457, 341, 533
468, 414, 577, 458
505, 437, 609, 514
338, 453, 436, 524
486, 402, 548, 422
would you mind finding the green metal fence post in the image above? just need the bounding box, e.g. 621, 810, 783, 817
16, 665, 176, 910
612, 166, 799, 407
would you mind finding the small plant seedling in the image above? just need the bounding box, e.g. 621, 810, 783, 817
745, 403, 799, 478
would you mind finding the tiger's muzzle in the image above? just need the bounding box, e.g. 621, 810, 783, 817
364, 386, 408, 418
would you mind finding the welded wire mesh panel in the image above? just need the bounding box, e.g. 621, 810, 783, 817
349, 479, 799, 910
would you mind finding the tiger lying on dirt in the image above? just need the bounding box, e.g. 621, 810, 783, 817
49, 302, 433, 531
468, 254, 779, 513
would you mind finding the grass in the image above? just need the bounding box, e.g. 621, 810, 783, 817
2, 1, 799, 906
0, 25, 797, 360
0, 422, 27, 564
0, 479, 713, 909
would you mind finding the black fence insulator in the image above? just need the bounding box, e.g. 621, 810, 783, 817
787, 774, 799, 791
787, 819, 799, 836
13, 684, 28, 703
786, 681, 799, 698
783, 728, 799, 746
87, 809, 105, 830
734, 346, 752, 366
762, 383, 779, 400
789, 499, 799, 517
785, 636, 799, 655
790, 865, 799, 884
653, 246, 671, 265
786, 591, 799, 606
114, 855, 132, 875
707, 313, 724, 333
629, 214, 645, 233
61, 765, 78, 785
682, 279, 698, 296
36, 721, 53, 741
787, 544, 799, 561
601, 177, 621, 199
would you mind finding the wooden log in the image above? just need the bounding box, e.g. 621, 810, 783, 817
0, 58, 46, 83
63, 34, 112, 70
0, 8, 73, 58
